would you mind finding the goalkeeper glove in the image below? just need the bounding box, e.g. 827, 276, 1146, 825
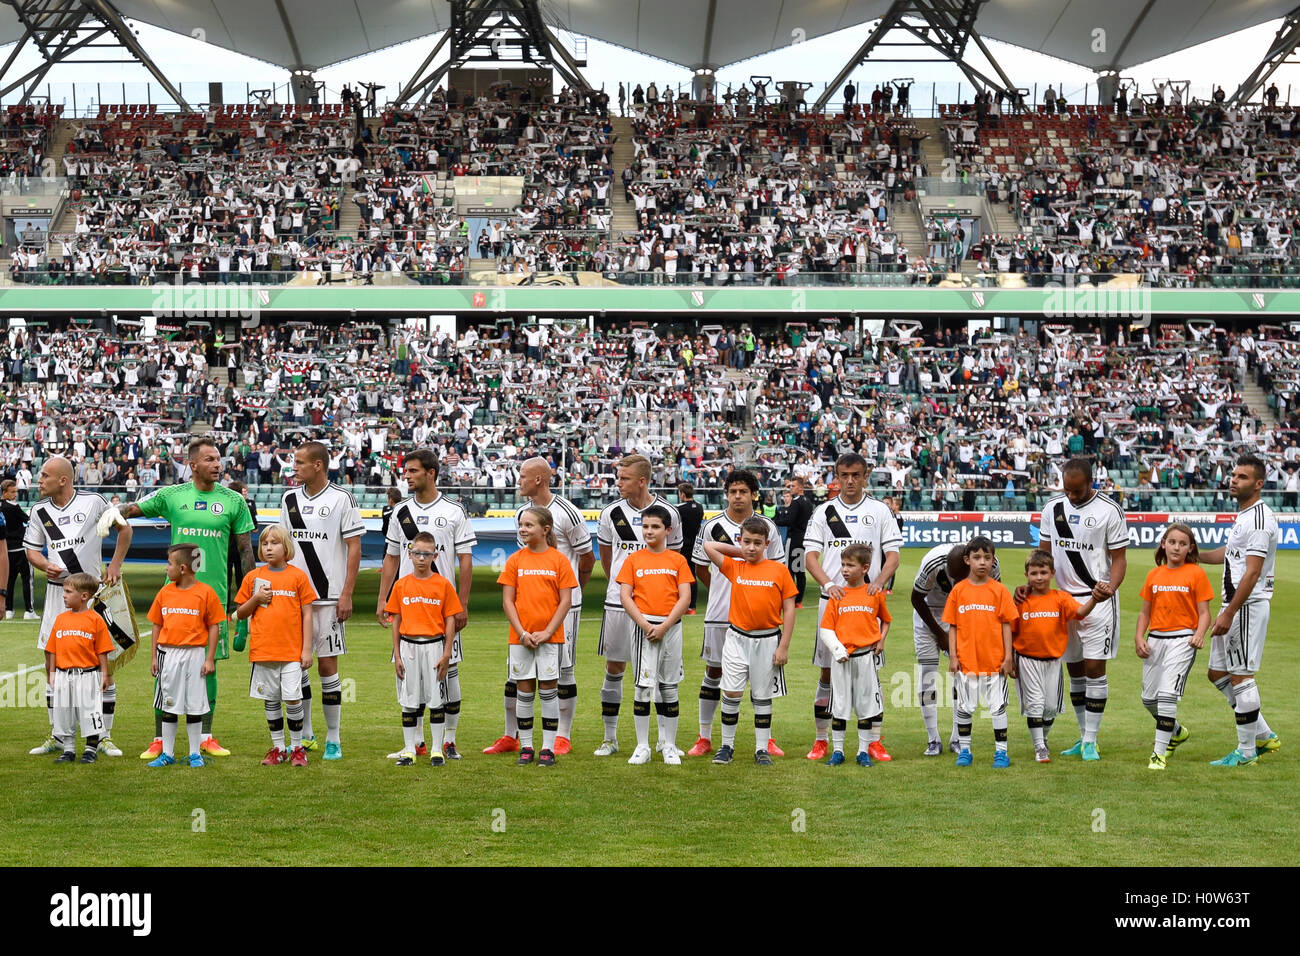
95, 506, 126, 538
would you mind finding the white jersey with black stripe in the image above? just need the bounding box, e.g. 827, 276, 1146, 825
279, 482, 364, 605
597, 495, 682, 608
803, 493, 902, 591
22, 491, 109, 580
1037, 492, 1128, 596
912, 543, 1001, 613
385, 493, 477, 583
691, 511, 784, 626
1223, 500, 1277, 604
515, 493, 592, 603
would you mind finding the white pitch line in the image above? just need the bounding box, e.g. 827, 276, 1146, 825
0, 664, 43, 682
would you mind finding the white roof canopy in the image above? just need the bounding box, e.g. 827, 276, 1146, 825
0, 1, 1293, 73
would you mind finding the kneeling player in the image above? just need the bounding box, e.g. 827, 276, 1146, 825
234, 527, 317, 767
387, 532, 463, 767
702, 518, 798, 766
45, 573, 113, 764
817, 544, 891, 767
146, 545, 224, 767
1014, 551, 1102, 763
942, 537, 1018, 767
499, 508, 577, 767
1134, 524, 1212, 770
616, 505, 693, 765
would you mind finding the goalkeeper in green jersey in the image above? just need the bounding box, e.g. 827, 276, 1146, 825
108, 437, 255, 759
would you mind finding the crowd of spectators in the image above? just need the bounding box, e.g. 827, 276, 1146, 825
1, 313, 1297, 514
21, 82, 1300, 290
942, 95, 1300, 287
19, 104, 361, 283
608, 92, 931, 283
10, 80, 952, 286
0, 103, 58, 182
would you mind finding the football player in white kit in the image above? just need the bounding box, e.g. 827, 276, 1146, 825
803, 454, 901, 762
1033, 459, 1128, 761
280, 442, 362, 761
24, 456, 133, 756
1199, 454, 1282, 766
594, 454, 681, 756
484, 457, 594, 756
378, 449, 476, 759
687, 469, 784, 757
911, 542, 1001, 755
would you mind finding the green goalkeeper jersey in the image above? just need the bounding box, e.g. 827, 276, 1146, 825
137, 481, 255, 607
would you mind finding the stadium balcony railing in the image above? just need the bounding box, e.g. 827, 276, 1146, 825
15, 267, 1300, 288
46, 484, 1298, 517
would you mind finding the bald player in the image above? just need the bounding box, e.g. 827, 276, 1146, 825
485, 457, 594, 756
25, 456, 131, 756
594, 455, 681, 756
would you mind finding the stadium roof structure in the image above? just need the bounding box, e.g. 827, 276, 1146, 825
1, 0, 1299, 107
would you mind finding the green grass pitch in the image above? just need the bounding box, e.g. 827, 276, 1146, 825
0, 549, 1294, 866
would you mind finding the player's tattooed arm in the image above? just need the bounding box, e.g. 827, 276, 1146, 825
235, 532, 254, 583
118, 502, 144, 520
1213, 554, 1263, 636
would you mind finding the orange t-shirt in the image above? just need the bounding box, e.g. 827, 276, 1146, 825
234, 564, 319, 662
1013, 590, 1081, 659
1141, 563, 1214, 635
942, 578, 1018, 674
719, 557, 798, 633
498, 546, 580, 644
616, 547, 695, 619
148, 581, 225, 648
819, 585, 891, 653
385, 573, 464, 638
49, 608, 113, 670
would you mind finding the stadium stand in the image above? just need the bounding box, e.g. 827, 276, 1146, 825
2, 313, 1296, 516
941, 101, 1300, 286
18, 86, 1300, 291
5, 81, 951, 286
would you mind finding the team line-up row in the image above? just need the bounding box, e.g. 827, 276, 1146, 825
27, 446, 1282, 771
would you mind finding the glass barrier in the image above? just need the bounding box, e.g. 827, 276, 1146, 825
6, 270, 468, 287
6, 81, 1290, 120
0, 176, 68, 196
